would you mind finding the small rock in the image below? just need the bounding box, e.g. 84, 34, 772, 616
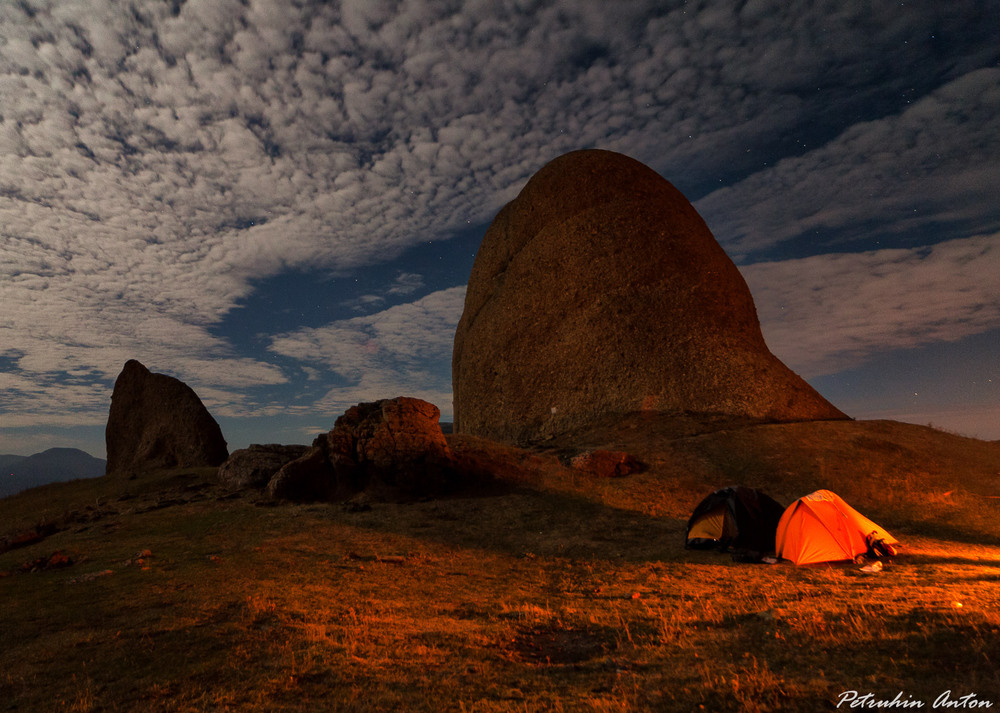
342, 495, 373, 513
569, 450, 641, 478
69, 569, 114, 584
22, 551, 74, 573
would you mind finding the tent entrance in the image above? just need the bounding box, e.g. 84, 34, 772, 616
685, 486, 786, 553
686, 505, 735, 543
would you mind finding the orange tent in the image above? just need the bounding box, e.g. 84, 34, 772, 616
775, 490, 899, 565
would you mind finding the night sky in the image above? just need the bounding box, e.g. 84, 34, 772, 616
2, 0, 998, 460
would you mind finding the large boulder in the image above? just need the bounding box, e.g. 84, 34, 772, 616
268, 442, 339, 502
452, 149, 847, 444
217, 444, 310, 490
267, 397, 455, 502
105, 360, 229, 475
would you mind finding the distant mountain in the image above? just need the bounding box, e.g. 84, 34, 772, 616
0, 448, 106, 498
0, 454, 25, 472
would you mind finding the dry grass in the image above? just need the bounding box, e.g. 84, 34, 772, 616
1, 418, 999, 711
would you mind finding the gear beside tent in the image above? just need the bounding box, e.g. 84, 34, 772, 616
685, 486, 786, 554
776, 489, 899, 565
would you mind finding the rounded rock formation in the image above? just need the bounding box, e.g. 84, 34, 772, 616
452, 149, 847, 444
105, 359, 229, 475
217, 444, 310, 490
267, 397, 456, 502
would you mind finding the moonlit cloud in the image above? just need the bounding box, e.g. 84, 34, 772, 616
696, 68, 1000, 260
2, 1, 998, 453
387, 272, 424, 296
269, 287, 465, 417
743, 235, 1000, 378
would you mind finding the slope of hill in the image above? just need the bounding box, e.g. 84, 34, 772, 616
0, 454, 25, 472
1, 419, 998, 711
0, 447, 106, 498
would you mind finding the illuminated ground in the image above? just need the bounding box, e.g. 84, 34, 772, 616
2, 418, 998, 711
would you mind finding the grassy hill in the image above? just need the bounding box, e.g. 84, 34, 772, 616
1, 417, 999, 711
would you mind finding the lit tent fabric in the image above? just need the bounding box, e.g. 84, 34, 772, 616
685, 486, 786, 553
775, 489, 899, 565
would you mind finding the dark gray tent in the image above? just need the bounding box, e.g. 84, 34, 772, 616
685, 486, 785, 554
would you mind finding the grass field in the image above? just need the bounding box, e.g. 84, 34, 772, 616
2, 417, 999, 711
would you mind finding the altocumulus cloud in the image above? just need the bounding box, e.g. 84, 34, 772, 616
743, 235, 1000, 378
1, 0, 998, 449
268, 287, 466, 418
697, 68, 1000, 260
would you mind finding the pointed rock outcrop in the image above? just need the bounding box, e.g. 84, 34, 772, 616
452, 149, 847, 444
105, 360, 229, 475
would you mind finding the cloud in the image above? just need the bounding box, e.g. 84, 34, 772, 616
269, 286, 466, 416
344, 271, 427, 312
387, 272, 424, 296
0, 368, 114, 429
269, 286, 465, 367
697, 68, 1000, 259
742, 234, 1000, 378
2, 0, 997, 443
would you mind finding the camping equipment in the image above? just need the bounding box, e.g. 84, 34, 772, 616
775, 489, 899, 565
685, 486, 786, 553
